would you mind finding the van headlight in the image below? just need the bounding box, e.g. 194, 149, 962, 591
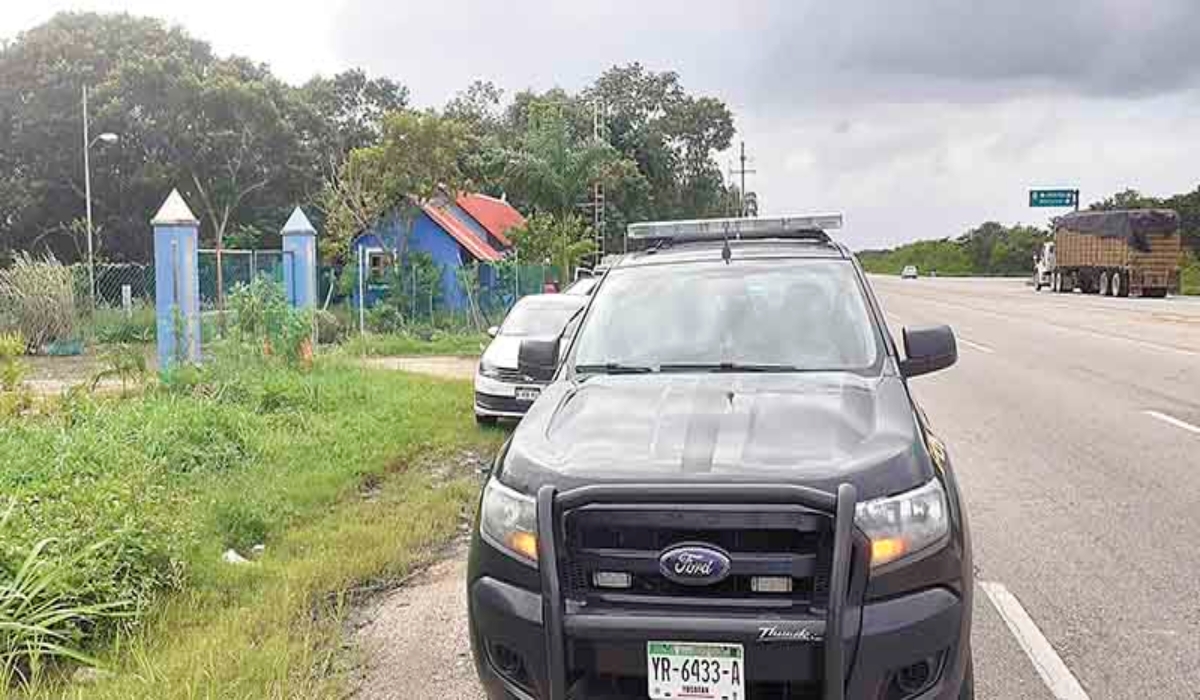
479, 479, 539, 567
855, 479, 949, 568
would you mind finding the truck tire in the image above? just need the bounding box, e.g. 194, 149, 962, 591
1113, 271, 1129, 298
1099, 271, 1111, 296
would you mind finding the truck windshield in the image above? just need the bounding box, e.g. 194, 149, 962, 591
572, 259, 881, 373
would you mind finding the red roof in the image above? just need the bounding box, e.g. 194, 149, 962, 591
456, 193, 524, 247
422, 203, 505, 262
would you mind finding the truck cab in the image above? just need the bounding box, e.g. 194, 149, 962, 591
467, 215, 974, 700
1034, 241, 1055, 291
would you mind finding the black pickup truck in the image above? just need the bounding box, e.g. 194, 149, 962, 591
468, 215, 973, 700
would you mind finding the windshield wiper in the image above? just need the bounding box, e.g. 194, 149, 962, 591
574, 362, 656, 375
658, 362, 803, 373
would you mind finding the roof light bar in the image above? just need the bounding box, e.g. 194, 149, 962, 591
627, 214, 843, 241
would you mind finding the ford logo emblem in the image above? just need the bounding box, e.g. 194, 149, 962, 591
658, 544, 732, 586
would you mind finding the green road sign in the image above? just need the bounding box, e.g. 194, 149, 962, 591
1029, 189, 1079, 208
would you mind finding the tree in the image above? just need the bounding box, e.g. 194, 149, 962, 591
319, 109, 474, 263
299, 69, 409, 167
508, 212, 597, 277
584, 63, 736, 220
445, 81, 509, 195
504, 104, 620, 218
1088, 188, 1162, 211
0, 13, 219, 261
0, 12, 403, 266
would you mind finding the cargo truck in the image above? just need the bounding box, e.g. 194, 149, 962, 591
1034, 209, 1183, 297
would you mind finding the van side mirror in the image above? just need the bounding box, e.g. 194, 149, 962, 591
900, 325, 957, 378
487, 326, 500, 338
518, 338, 561, 382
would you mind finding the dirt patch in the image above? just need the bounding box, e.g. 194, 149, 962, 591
362, 356, 478, 381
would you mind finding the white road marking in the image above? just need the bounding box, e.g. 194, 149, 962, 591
980, 581, 1091, 700
957, 337, 995, 354
1142, 410, 1200, 436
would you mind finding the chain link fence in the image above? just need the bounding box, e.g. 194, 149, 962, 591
331, 257, 565, 333
198, 249, 295, 310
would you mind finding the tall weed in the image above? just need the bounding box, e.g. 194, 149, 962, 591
0, 254, 77, 352
0, 504, 129, 689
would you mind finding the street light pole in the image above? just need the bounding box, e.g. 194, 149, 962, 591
83, 85, 95, 308
82, 85, 119, 309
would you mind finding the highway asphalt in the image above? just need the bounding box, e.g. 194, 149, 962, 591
872, 275, 1200, 700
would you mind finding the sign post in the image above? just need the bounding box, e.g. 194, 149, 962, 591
1029, 189, 1080, 211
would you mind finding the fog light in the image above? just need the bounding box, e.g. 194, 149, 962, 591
593, 571, 632, 589
751, 576, 793, 593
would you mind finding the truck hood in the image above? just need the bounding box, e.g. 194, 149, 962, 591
499, 372, 933, 502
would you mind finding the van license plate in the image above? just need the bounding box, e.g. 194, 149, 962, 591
515, 387, 540, 402
647, 642, 744, 700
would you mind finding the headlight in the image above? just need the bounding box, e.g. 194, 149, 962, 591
479, 479, 538, 566
855, 479, 948, 568
478, 360, 502, 379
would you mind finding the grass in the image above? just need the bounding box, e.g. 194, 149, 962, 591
85, 305, 155, 346
341, 331, 488, 357
0, 346, 503, 698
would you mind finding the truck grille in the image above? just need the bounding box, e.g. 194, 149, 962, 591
562, 503, 833, 611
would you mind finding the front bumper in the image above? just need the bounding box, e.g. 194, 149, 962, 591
468, 483, 972, 700
475, 374, 541, 418
470, 577, 968, 700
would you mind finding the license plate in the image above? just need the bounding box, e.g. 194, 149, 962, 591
515, 387, 540, 402
647, 642, 744, 700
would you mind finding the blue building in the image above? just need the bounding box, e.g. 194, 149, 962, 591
352, 194, 523, 310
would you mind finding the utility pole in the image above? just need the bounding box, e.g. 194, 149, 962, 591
729, 141, 756, 217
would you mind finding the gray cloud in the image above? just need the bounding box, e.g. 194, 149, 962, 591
325, 0, 1200, 247
331, 0, 1200, 109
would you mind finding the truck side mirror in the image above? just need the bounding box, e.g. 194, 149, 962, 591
899, 325, 957, 378
518, 338, 561, 382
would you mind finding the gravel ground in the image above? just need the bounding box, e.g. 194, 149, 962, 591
352, 355, 486, 700
361, 356, 478, 380
352, 544, 484, 700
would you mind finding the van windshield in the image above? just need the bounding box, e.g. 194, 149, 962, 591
572, 260, 881, 373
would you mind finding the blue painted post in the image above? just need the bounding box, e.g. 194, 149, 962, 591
152, 189, 201, 369
281, 207, 317, 309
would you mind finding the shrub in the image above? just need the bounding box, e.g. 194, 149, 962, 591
0, 253, 78, 352
314, 309, 345, 345
365, 304, 405, 334
227, 278, 313, 366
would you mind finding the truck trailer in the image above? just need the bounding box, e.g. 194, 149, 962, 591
1035, 209, 1182, 297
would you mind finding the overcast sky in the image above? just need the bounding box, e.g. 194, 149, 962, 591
6, 0, 1200, 248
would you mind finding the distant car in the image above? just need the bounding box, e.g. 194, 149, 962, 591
901, 265, 919, 279
474, 294, 587, 424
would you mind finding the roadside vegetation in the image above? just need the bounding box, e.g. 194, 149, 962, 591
0, 278, 503, 697
1182, 252, 1200, 296
858, 222, 1048, 277
860, 190, 1200, 294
